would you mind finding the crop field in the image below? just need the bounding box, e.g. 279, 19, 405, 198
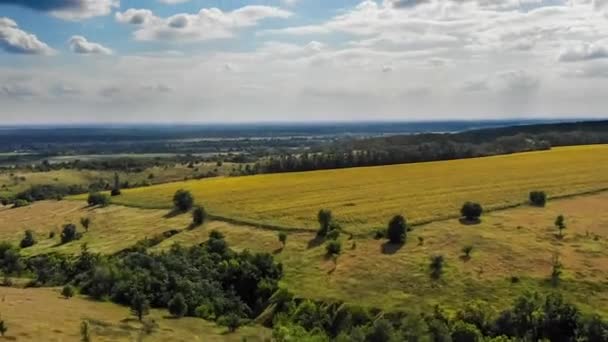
0, 286, 270, 341
97, 145, 608, 233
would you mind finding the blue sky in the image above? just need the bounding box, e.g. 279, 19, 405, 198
1, 0, 608, 123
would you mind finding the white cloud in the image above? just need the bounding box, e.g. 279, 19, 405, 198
158, 0, 191, 4
0, 17, 54, 55
69, 36, 112, 55
116, 6, 292, 42
558, 42, 608, 62
0, 0, 118, 20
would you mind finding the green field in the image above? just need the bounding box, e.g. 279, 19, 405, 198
91, 145, 608, 233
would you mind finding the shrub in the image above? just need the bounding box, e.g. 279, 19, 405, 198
87, 192, 109, 207
130, 291, 150, 321
278, 232, 287, 247
12, 199, 30, 208
62, 285, 75, 299
529, 191, 547, 207
326, 228, 341, 240
60, 224, 81, 244
20, 230, 36, 248
317, 209, 333, 237
49, 231, 56, 239
173, 189, 194, 212
218, 313, 242, 333
326, 240, 342, 256
0, 319, 6, 337
555, 215, 566, 237
451, 320, 482, 342
387, 215, 407, 244
110, 188, 121, 196
80, 217, 91, 232
192, 206, 207, 226
168, 293, 188, 318
462, 245, 474, 258
80, 320, 91, 342
430, 255, 445, 279
461, 202, 483, 221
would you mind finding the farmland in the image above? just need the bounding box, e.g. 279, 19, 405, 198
97, 145, 608, 233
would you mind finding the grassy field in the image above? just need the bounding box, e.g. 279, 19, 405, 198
0, 162, 245, 199
89, 145, 608, 233
4, 191, 606, 317
0, 286, 270, 341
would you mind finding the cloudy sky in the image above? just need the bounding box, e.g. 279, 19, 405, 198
1, 0, 607, 123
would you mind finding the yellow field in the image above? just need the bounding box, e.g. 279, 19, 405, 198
0, 286, 270, 341
92, 145, 608, 233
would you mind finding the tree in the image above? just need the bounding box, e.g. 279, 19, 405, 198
326, 240, 342, 256
87, 192, 109, 207
317, 209, 333, 237
278, 232, 287, 247
61, 224, 81, 244
366, 318, 397, 342
387, 215, 407, 244
461, 202, 483, 221
111, 172, 121, 196
529, 191, 546, 207
19, 229, 36, 248
80, 217, 91, 232
555, 215, 566, 237
168, 293, 188, 318
62, 285, 75, 299
0, 319, 6, 337
219, 314, 241, 333
130, 291, 150, 322
80, 320, 91, 342
451, 320, 482, 342
173, 189, 194, 212
430, 255, 445, 280
192, 206, 207, 226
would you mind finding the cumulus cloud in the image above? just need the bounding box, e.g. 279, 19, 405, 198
68, 36, 112, 55
0, 17, 54, 55
116, 5, 292, 41
0, 0, 119, 20
558, 42, 608, 62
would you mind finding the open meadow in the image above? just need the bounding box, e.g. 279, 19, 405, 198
3, 191, 608, 317
92, 145, 608, 233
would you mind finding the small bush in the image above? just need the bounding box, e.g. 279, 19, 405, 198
80, 217, 91, 232
326, 228, 341, 240
430, 255, 445, 279
62, 285, 75, 299
278, 232, 287, 247
110, 188, 121, 196
0, 319, 7, 337
192, 206, 207, 226
60, 224, 81, 244
326, 240, 342, 256
461, 202, 483, 221
529, 191, 547, 207
317, 209, 333, 237
87, 192, 109, 207
173, 189, 194, 212
49, 231, 56, 239
20, 229, 36, 248
218, 313, 241, 333
462, 245, 473, 258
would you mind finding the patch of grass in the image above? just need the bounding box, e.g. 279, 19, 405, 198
0, 286, 270, 341
79, 145, 608, 233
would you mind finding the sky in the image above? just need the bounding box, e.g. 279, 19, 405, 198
0, 0, 608, 124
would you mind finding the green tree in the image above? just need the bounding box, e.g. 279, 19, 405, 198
130, 291, 150, 322
191, 206, 207, 226
19, 229, 36, 248
366, 318, 397, 342
173, 189, 194, 212
317, 209, 333, 237
87, 192, 109, 207
111, 172, 121, 196
80, 217, 91, 232
62, 285, 75, 299
460, 202, 483, 221
168, 293, 188, 318
387, 215, 407, 244
555, 215, 566, 237
451, 320, 482, 342
61, 224, 81, 244
278, 232, 287, 247
529, 191, 546, 207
